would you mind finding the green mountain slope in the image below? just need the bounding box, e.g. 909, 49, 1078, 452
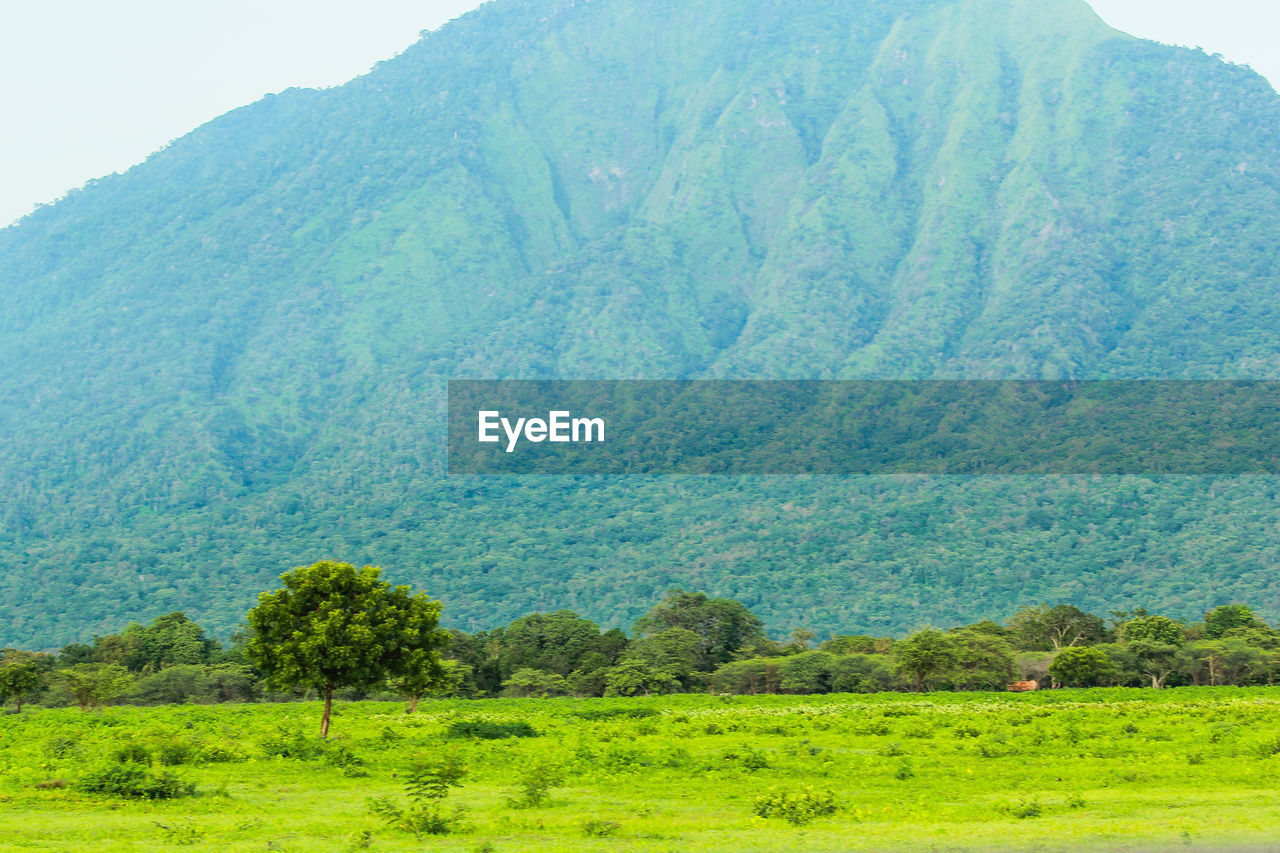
3, 0, 1280, 646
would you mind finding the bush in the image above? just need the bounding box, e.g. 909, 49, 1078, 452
721, 746, 770, 770
260, 731, 329, 760
77, 765, 196, 799
368, 754, 467, 836
154, 821, 205, 845
1010, 800, 1042, 818
507, 761, 566, 808
198, 744, 247, 763
752, 787, 838, 824
157, 742, 199, 766
44, 736, 80, 759
446, 719, 538, 740
323, 744, 365, 768
112, 743, 151, 764
582, 819, 620, 837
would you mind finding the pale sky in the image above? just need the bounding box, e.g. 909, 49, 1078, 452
0, 0, 1277, 229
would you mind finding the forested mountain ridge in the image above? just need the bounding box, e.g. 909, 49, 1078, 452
3, 0, 1280, 647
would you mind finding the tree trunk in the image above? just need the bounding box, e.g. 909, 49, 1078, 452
15, 694, 21, 713
321, 684, 333, 738
914, 673, 923, 693
409, 693, 420, 713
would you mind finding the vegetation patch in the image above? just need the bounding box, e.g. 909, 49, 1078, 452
445, 719, 539, 740
76, 764, 196, 799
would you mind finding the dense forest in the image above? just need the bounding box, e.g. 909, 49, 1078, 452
4, 0, 1280, 647
5, 590, 1278, 713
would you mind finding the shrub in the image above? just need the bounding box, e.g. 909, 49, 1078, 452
1010, 800, 1042, 819
44, 736, 80, 759
582, 819, 620, 837
507, 761, 566, 808
113, 743, 152, 764
446, 719, 538, 740
721, 746, 769, 770
752, 787, 838, 825
153, 821, 205, 845
77, 765, 196, 799
260, 731, 328, 760
157, 742, 199, 766
323, 745, 366, 768
198, 744, 247, 763
368, 754, 467, 836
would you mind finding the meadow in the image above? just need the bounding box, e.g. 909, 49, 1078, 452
3, 688, 1280, 851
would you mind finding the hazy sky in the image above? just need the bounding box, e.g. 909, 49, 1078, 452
1, 0, 1277, 228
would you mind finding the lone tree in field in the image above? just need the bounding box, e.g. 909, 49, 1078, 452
246, 561, 448, 737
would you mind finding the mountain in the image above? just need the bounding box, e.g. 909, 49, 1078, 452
4, 0, 1280, 647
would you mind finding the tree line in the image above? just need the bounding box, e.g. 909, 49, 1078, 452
4, 561, 1279, 734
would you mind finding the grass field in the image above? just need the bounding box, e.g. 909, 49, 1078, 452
4, 688, 1280, 851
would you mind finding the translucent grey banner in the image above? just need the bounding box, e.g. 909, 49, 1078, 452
446, 380, 1280, 475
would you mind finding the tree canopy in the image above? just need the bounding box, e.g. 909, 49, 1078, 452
635, 590, 766, 671
246, 561, 447, 736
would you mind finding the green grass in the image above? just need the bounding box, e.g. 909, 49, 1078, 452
4, 688, 1280, 850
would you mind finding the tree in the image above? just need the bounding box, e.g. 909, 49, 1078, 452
1010, 604, 1106, 650
1203, 605, 1265, 640
1122, 615, 1185, 646
395, 658, 467, 711
501, 668, 571, 697
117, 612, 221, 672
57, 643, 94, 666
1219, 625, 1280, 651
777, 651, 838, 693
496, 611, 614, 679
893, 628, 957, 693
1128, 640, 1181, 689
1184, 639, 1269, 686
602, 659, 681, 697
56, 663, 134, 709
947, 628, 1015, 690
788, 628, 816, 651
129, 663, 256, 704
246, 561, 447, 737
1049, 646, 1117, 687
624, 627, 701, 685
634, 590, 765, 671
708, 659, 780, 694
1115, 615, 1185, 689
822, 635, 890, 655
0, 652, 49, 711
441, 629, 503, 696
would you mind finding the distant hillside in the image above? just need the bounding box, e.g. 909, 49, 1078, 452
3, 0, 1280, 647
